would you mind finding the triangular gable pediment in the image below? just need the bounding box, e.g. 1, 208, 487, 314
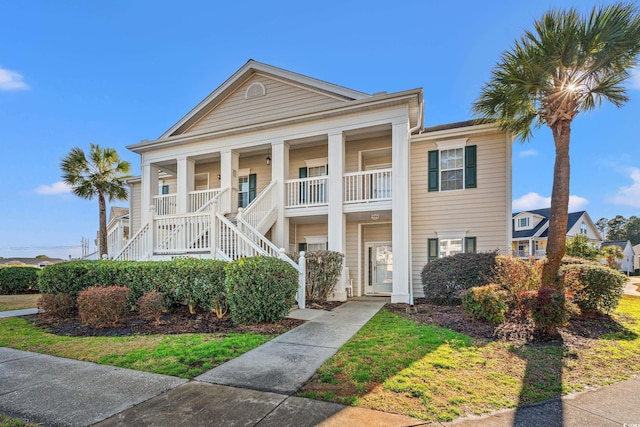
162, 60, 370, 138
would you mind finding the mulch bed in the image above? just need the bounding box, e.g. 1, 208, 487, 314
30, 305, 304, 337
387, 298, 634, 347
30, 300, 345, 338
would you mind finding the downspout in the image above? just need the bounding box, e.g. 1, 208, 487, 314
406, 94, 423, 307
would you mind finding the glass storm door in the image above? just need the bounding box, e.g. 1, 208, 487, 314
369, 244, 393, 293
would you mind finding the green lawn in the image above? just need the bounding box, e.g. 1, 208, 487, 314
0, 414, 37, 427
299, 295, 640, 422
0, 294, 40, 312
0, 317, 275, 378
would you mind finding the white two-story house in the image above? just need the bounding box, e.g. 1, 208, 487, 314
115, 60, 512, 303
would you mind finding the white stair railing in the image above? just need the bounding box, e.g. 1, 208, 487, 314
113, 223, 150, 261
241, 181, 277, 229
214, 212, 269, 260
154, 212, 211, 254
189, 188, 221, 212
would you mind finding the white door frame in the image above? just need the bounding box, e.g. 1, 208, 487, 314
365, 240, 393, 295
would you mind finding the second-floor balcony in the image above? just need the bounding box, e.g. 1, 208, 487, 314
154, 188, 221, 216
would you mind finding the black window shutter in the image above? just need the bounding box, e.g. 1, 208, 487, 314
428, 150, 439, 192
248, 173, 257, 203
428, 238, 439, 261
298, 167, 308, 203
465, 237, 477, 253
298, 242, 307, 252
161, 185, 169, 195
465, 145, 477, 189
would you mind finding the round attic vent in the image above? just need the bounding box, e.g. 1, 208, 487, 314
245, 82, 266, 99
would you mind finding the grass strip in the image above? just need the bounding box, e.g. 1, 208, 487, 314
0, 294, 40, 312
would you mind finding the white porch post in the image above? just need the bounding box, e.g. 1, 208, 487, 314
271, 140, 289, 249
141, 162, 159, 226
391, 119, 411, 304
220, 149, 239, 213
176, 156, 195, 214
529, 238, 534, 257
328, 131, 347, 301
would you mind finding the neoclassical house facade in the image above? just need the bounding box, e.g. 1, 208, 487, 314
114, 60, 512, 303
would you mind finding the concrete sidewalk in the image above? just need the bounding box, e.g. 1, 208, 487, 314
195, 300, 386, 394
0, 308, 38, 318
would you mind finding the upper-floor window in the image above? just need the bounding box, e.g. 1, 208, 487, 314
518, 217, 530, 228
580, 221, 587, 235
428, 145, 477, 192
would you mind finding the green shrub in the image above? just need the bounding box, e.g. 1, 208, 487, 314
38, 293, 75, 319
461, 284, 508, 324
290, 250, 343, 301
38, 259, 227, 312
77, 286, 130, 328
165, 258, 227, 314
225, 256, 298, 324
565, 234, 602, 261
561, 264, 627, 314
561, 256, 600, 266
520, 287, 577, 335
137, 291, 166, 324
0, 266, 39, 294
421, 251, 498, 305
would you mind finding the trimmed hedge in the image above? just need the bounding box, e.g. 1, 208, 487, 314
38, 259, 227, 312
561, 264, 627, 314
38, 293, 74, 319
0, 266, 39, 294
421, 251, 498, 305
78, 286, 130, 328
226, 256, 298, 324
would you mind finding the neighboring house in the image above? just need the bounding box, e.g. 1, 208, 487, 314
511, 209, 601, 258
105, 206, 130, 258
601, 240, 635, 274
634, 244, 640, 273
0, 258, 65, 268
115, 60, 512, 303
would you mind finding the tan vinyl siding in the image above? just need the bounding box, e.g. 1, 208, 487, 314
239, 153, 272, 194
159, 178, 177, 194
410, 131, 508, 297
185, 75, 347, 136
129, 181, 142, 234
195, 162, 222, 189
292, 223, 328, 249
345, 136, 392, 173
345, 221, 359, 293
289, 144, 328, 178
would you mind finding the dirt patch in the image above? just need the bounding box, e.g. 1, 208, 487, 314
388, 299, 631, 347
31, 305, 304, 337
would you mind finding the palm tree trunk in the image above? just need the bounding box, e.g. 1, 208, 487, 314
99, 193, 108, 257
541, 120, 571, 289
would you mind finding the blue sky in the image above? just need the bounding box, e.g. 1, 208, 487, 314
1, 0, 639, 259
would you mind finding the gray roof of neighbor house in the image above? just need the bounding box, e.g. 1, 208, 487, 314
109, 207, 129, 222
601, 240, 630, 250
512, 208, 587, 239
0, 258, 65, 266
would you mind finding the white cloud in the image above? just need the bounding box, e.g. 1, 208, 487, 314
608, 167, 640, 207
0, 66, 29, 91
518, 149, 538, 158
513, 192, 589, 212
34, 181, 72, 195
630, 66, 640, 91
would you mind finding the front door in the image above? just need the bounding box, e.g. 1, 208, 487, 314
367, 243, 393, 294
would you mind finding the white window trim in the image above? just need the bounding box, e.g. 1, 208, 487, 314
436, 230, 467, 240
304, 235, 328, 245
436, 137, 468, 150
304, 158, 328, 168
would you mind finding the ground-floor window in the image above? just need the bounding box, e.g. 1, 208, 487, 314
428, 236, 477, 261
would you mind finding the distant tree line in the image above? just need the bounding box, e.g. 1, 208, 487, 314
595, 215, 640, 245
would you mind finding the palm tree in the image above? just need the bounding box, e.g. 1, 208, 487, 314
474, 3, 640, 288
61, 144, 131, 257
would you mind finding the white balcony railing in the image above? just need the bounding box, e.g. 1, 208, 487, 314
154, 194, 177, 216
154, 212, 211, 254
512, 250, 546, 258
189, 188, 221, 212
343, 169, 392, 203
285, 176, 328, 208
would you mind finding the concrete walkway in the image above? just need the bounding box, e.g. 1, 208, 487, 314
624, 277, 640, 296
0, 308, 38, 318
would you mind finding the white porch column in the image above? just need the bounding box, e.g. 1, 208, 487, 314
176, 156, 195, 214
271, 140, 289, 249
328, 131, 347, 301
220, 149, 239, 213
141, 162, 159, 226
391, 119, 411, 304
529, 238, 534, 257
